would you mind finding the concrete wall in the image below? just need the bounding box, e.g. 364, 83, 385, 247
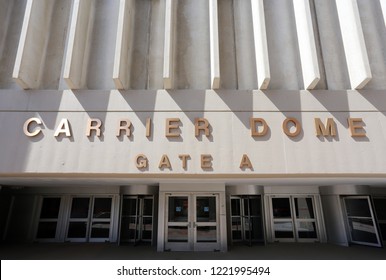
0, 1, 385, 184
0, 0, 385, 90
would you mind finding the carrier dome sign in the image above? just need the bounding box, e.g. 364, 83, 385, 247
23, 116, 367, 139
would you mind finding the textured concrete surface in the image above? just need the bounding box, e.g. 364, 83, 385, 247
1, 242, 386, 260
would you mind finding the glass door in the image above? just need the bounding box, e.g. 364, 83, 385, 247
271, 196, 319, 242
294, 197, 318, 240
272, 197, 295, 241
165, 195, 191, 251
194, 195, 219, 251
120, 196, 154, 244
231, 196, 264, 245
89, 197, 112, 242
66, 197, 91, 242
343, 196, 382, 247
66, 196, 113, 242
165, 193, 220, 251
35, 197, 62, 241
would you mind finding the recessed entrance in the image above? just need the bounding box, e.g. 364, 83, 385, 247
270, 196, 319, 242
165, 193, 220, 251
119, 196, 154, 244
230, 196, 264, 245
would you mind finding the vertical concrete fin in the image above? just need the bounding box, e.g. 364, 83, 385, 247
336, 0, 372, 90
12, 0, 54, 89
163, 0, 176, 89
63, 0, 95, 89
381, 0, 386, 28
251, 0, 270, 90
113, 0, 135, 90
209, 0, 220, 89
293, 0, 320, 90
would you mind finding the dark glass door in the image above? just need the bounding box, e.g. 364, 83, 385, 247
343, 196, 381, 247
231, 196, 264, 245
120, 196, 154, 244
66, 196, 113, 242
271, 196, 319, 242
36, 197, 62, 240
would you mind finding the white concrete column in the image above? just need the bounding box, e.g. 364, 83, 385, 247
12, 0, 55, 89
335, 0, 372, 89
209, 0, 220, 89
63, 0, 95, 89
0, 1, 13, 59
293, 0, 320, 90
251, 0, 270, 90
381, 0, 386, 28
113, 0, 135, 90
163, 0, 177, 89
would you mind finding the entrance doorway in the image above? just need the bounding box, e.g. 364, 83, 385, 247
120, 196, 154, 244
230, 196, 264, 245
165, 193, 220, 251
270, 196, 319, 242
65, 196, 113, 242
343, 196, 382, 247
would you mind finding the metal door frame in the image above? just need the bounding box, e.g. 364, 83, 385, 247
343, 196, 382, 247
270, 195, 319, 242
165, 193, 220, 251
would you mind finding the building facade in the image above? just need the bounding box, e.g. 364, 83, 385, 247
1, 0, 386, 252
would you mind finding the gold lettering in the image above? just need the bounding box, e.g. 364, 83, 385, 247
136, 154, 148, 169
240, 154, 253, 169
348, 118, 366, 137
54, 118, 71, 137
146, 118, 152, 138
201, 154, 213, 169
178, 154, 191, 169
116, 119, 132, 137
283, 118, 301, 137
165, 118, 181, 137
250, 118, 269, 136
86, 118, 102, 137
315, 118, 337, 137
159, 154, 172, 169
23, 117, 43, 137
195, 118, 210, 137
